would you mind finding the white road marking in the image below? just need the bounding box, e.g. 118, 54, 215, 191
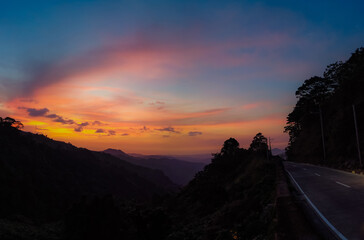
314, 173, 320, 176
286, 170, 348, 240
336, 181, 351, 188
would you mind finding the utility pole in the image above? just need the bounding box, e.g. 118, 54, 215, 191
265, 138, 269, 160
352, 104, 362, 168
269, 137, 272, 156
319, 106, 326, 162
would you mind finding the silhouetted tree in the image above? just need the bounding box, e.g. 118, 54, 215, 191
285, 47, 364, 166
0, 116, 23, 129
221, 138, 239, 156
249, 133, 268, 153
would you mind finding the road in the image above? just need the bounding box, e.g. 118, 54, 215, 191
284, 161, 364, 240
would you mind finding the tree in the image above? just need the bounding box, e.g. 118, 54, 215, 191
221, 138, 239, 156
284, 47, 364, 164
284, 75, 337, 156
249, 133, 268, 153
0, 117, 23, 129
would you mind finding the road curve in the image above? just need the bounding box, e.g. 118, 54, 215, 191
284, 161, 364, 240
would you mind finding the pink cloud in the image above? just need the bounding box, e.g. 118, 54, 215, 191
15, 30, 297, 100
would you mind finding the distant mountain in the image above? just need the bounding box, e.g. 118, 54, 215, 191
104, 149, 206, 185
271, 148, 286, 159
0, 128, 177, 221
130, 153, 212, 164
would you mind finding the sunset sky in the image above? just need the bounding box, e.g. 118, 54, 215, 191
1, 0, 364, 154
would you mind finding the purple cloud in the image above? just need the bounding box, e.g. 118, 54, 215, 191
108, 130, 116, 135
74, 126, 83, 132
156, 127, 180, 133
121, 133, 129, 136
53, 116, 75, 125
95, 129, 105, 133
46, 113, 60, 118
188, 131, 203, 136
78, 122, 89, 127
92, 120, 103, 126
19, 107, 49, 117
73, 122, 89, 132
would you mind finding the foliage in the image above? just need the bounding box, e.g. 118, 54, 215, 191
249, 133, 268, 153
285, 47, 364, 168
0, 129, 277, 240
0, 125, 176, 223
0, 117, 23, 130
167, 134, 276, 240
221, 138, 240, 156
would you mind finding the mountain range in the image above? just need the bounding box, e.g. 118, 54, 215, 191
103, 149, 206, 185
0, 128, 177, 221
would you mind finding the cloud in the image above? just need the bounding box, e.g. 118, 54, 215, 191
15, 26, 294, 100
53, 116, 75, 125
78, 122, 89, 127
20, 107, 49, 116
156, 127, 180, 133
140, 126, 150, 131
74, 126, 83, 132
121, 133, 129, 136
95, 129, 105, 133
45, 113, 60, 118
188, 131, 203, 136
92, 120, 103, 126
108, 130, 116, 135
73, 122, 89, 132
19, 106, 78, 126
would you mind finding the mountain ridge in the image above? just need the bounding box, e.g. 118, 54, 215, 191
0, 128, 177, 221
103, 148, 206, 185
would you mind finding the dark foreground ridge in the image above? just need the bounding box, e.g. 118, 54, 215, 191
0, 124, 282, 240
0, 122, 178, 238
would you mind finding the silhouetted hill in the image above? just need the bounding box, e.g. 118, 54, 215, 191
285, 47, 364, 169
0, 129, 177, 222
163, 137, 277, 239
0, 125, 277, 239
104, 148, 206, 185
72, 137, 277, 240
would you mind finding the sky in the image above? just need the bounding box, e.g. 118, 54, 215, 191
1, 0, 364, 154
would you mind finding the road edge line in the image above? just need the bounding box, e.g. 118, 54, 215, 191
286, 170, 348, 240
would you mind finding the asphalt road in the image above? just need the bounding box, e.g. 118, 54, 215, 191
284, 161, 364, 240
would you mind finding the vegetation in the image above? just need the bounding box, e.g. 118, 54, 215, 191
285, 47, 364, 169
165, 135, 276, 240
0, 120, 277, 239
0, 120, 176, 220
0, 117, 23, 130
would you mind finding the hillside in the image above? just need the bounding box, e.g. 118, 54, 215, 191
104, 148, 206, 185
0, 121, 277, 240
285, 47, 364, 169
164, 138, 276, 239
63, 136, 277, 240
0, 126, 177, 222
